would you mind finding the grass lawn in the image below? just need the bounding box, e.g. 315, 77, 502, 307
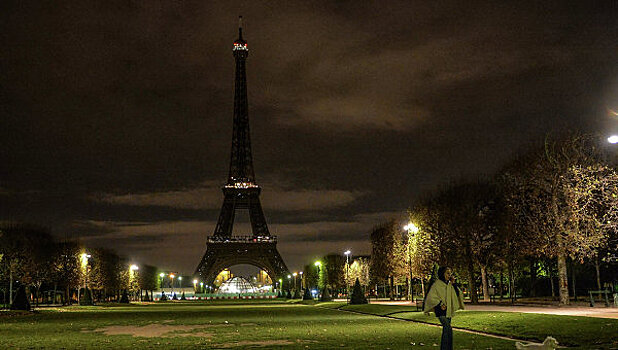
0, 300, 516, 349
326, 303, 618, 349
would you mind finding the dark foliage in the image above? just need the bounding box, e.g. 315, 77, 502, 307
303, 288, 313, 300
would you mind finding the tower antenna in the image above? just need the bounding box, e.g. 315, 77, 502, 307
238, 16, 243, 39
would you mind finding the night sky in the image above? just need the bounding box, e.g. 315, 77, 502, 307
1, 1, 617, 274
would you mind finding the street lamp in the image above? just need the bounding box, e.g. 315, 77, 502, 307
299, 271, 304, 289
170, 274, 175, 294
344, 250, 351, 303
292, 272, 297, 291
608, 135, 618, 144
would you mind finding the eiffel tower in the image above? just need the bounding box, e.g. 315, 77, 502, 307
195, 17, 289, 287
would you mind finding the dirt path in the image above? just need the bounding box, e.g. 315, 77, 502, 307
365, 300, 618, 319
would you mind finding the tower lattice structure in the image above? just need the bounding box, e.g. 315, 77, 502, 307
195, 18, 289, 288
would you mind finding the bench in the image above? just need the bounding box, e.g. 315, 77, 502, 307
588, 290, 611, 307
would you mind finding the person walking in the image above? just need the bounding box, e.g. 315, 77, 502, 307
423, 266, 465, 350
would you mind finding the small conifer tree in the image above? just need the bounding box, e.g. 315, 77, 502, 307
10, 286, 31, 311
119, 290, 130, 303
159, 292, 168, 301
285, 289, 292, 299
350, 278, 368, 304
303, 288, 312, 300
80, 287, 93, 306
320, 287, 332, 302
180, 291, 186, 300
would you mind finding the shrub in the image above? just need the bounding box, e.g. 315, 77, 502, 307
303, 288, 313, 300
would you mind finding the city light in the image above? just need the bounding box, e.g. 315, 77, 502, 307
159, 273, 165, 278
130, 264, 139, 271
608, 135, 618, 144
344, 250, 351, 256
193, 279, 198, 284
314, 261, 321, 267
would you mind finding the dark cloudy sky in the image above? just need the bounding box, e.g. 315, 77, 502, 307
1, 1, 617, 275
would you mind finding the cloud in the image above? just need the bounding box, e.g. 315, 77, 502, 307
93, 182, 364, 211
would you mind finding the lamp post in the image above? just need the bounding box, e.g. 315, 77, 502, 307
314, 261, 322, 291
292, 272, 298, 291
199, 282, 204, 294
129, 264, 141, 301
344, 250, 351, 304
170, 274, 175, 294
80, 253, 92, 304
299, 271, 304, 290
404, 222, 420, 302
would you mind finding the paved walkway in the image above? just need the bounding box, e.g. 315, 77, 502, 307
365, 300, 618, 319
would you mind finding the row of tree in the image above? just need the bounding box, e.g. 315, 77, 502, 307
0, 223, 160, 308
370, 132, 618, 304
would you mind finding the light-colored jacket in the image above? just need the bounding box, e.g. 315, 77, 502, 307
422, 279, 465, 318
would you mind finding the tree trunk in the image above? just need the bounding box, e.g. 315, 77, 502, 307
9, 267, 13, 307
571, 260, 577, 301
480, 265, 490, 302
594, 254, 601, 290
557, 253, 569, 305
421, 278, 425, 297
52, 283, 57, 305
508, 262, 514, 303
467, 258, 478, 304
389, 276, 394, 300
529, 259, 537, 297
499, 270, 504, 300
548, 261, 555, 298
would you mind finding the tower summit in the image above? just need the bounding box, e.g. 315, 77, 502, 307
195, 19, 289, 287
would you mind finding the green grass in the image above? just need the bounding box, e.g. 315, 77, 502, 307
0, 301, 515, 349
1, 301, 615, 349
331, 303, 618, 349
